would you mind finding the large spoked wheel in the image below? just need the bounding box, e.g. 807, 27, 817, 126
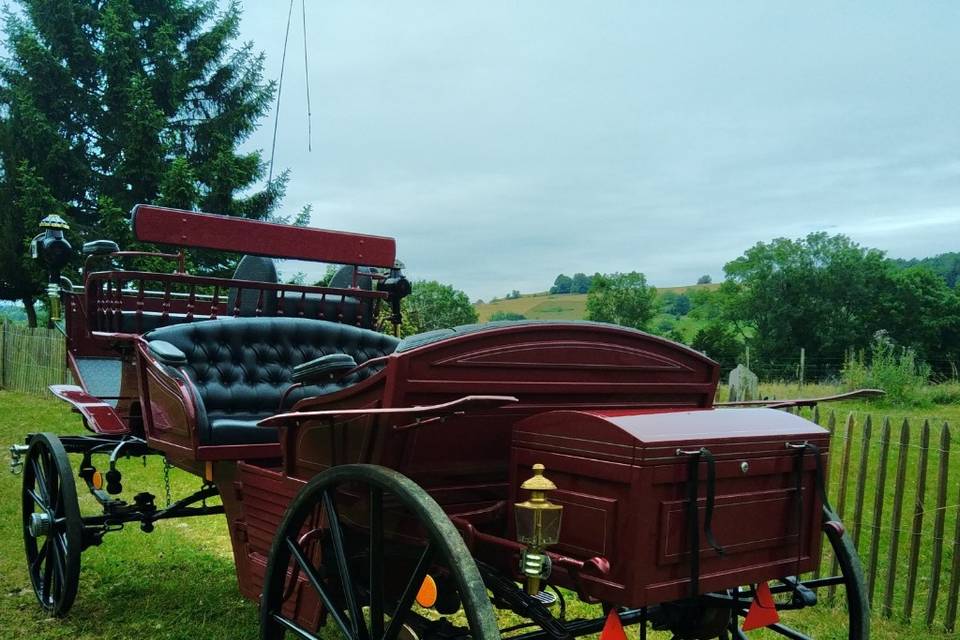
261, 464, 499, 640
21, 433, 82, 617
724, 506, 868, 640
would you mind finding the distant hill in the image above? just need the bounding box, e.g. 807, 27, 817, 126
890, 252, 959, 288
474, 283, 719, 322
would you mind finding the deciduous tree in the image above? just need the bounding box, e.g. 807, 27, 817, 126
400, 280, 478, 337
550, 274, 572, 295
585, 271, 657, 330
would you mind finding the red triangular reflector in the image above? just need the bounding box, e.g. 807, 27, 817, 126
599, 609, 628, 640
742, 582, 780, 631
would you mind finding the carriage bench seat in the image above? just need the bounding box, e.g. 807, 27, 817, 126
142, 317, 399, 446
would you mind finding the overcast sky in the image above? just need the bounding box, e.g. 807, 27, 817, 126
236, 2, 960, 300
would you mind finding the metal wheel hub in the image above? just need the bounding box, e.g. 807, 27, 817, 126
28, 511, 51, 537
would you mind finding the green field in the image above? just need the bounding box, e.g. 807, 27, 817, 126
0, 389, 957, 639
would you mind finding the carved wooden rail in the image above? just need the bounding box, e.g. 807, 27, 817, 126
85, 270, 388, 335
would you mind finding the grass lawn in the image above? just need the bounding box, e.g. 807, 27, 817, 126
0, 389, 957, 639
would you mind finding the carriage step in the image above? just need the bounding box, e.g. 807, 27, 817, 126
531, 589, 558, 606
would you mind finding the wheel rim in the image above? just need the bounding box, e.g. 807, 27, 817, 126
22, 433, 82, 617
722, 507, 868, 640
261, 464, 499, 640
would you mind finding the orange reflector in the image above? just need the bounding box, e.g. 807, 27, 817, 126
415, 575, 438, 608
92, 471, 103, 490
742, 582, 780, 631
204, 461, 214, 482
599, 609, 627, 640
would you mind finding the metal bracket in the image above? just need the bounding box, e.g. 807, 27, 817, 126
8, 443, 29, 475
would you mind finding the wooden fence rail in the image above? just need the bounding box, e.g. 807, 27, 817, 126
0, 324, 958, 631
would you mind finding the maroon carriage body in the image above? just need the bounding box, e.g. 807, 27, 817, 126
217, 321, 831, 614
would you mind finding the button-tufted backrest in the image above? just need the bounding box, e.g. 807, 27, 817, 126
144, 317, 399, 420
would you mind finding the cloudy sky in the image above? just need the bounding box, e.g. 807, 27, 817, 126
236, 2, 960, 300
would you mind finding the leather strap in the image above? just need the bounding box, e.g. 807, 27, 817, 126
683, 447, 725, 598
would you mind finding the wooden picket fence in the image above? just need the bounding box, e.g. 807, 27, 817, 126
789, 405, 960, 632
0, 319, 69, 396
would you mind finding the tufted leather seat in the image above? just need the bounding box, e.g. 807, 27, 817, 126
143, 317, 399, 445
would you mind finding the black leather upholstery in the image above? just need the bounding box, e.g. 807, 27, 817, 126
292, 353, 358, 383
83, 239, 120, 255
144, 317, 399, 445
328, 265, 374, 290
119, 311, 196, 334
278, 293, 374, 328
147, 340, 187, 366
227, 255, 278, 316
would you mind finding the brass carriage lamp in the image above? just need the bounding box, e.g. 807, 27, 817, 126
32, 214, 73, 323
515, 463, 563, 595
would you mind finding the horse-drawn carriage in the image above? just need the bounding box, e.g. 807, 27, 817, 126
10, 206, 868, 639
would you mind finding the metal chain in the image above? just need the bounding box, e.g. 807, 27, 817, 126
162, 458, 172, 508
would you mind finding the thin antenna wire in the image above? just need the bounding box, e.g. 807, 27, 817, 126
301, 0, 312, 152
268, 0, 296, 186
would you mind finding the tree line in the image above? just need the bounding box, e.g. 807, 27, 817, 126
582, 233, 959, 380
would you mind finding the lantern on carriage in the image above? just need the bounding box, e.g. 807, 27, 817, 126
515, 463, 563, 595
31, 214, 73, 322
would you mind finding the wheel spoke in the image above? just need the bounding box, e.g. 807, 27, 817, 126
45, 454, 60, 513
322, 490, 368, 640
26, 488, 45, 509
287, 538, 354, 640
272, 613, 323, 640
50, 533, 68, 586
31, 539, 50, 574
383, 543, 437, 640
42, 543, 54, 603
369, 486, 384, 640
31, 458, 50, 504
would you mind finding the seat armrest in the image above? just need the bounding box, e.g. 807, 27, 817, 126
147, 340, 187, 366
292, 353, 357, 384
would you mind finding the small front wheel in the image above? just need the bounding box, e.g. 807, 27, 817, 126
260, 464, 500, 640
21, 433, 82, 616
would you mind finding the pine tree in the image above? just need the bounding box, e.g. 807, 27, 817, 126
0, 0, 286, 324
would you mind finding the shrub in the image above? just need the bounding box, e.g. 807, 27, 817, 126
489, 311, 526, 322
842, 331, 931, 406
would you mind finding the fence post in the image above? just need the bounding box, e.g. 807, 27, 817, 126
0, 317, 6, 389
852, 414, 872, 551
799, 347, 805, 387
829, 412, 855, 604
867, 417, 891, 604
946, 444, 960, 632
882, 418, 910, 618
925, 423, 951, 628
905, 420, 931, 621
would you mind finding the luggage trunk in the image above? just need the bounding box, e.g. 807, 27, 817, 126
510, 407, 830, 607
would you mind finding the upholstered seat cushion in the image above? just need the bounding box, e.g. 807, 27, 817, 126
144, 317, 399, 445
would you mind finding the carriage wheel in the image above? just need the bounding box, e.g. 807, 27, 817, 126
21, 433, 82, 617
261, 464, 499, 640
725, 505, 868, 640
